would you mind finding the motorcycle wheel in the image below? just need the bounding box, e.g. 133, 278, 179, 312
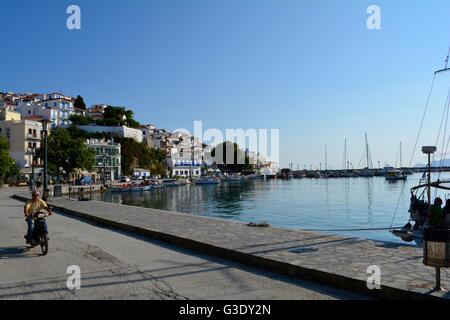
40, 235, 48, 256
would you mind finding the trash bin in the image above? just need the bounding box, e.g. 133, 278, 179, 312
423, 227, 450, 290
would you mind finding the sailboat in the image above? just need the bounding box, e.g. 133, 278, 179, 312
391, 53, 450, 244
340, 139, 353, 178
360, 133, 374, 177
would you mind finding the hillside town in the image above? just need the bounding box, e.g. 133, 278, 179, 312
0, 91, 278, 185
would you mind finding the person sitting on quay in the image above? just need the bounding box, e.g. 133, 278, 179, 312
429, 197, 444, 227
442, 199, 450, 226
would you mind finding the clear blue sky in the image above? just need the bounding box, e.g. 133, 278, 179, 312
2, 0, 450, 168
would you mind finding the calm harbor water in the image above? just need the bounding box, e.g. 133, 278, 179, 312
94, 173, 450, 244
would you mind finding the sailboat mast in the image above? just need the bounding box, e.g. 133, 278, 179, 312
344, 139, 347, 170
400, 142, 403, 169
365, 133, 370, 169
325, 145, 328, 171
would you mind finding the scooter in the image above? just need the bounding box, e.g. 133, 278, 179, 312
27, 211, 50, 256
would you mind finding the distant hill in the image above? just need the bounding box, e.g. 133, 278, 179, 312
415, 159, 450, 168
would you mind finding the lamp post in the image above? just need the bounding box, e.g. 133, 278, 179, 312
103, 155, 107, 184
31, 147, 35, 184
40, 119, 51, 200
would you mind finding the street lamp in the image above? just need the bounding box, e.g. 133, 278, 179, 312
31, 147, 35, 184
102, 155, 108, 184
40, 119, 51, 201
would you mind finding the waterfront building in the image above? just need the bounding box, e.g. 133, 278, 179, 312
166, 133, 203, 178
86, 138, 122, 182
0, 118, 43, 173
132, 168, 151, 179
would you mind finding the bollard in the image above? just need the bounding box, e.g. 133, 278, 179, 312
423, 227, 450, 291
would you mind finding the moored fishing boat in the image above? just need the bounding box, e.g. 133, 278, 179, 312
385, 169, 407, 181
110, 183, 151, 192
162, 179, 187, 187
194, 177, 220, 185
221, 175, 243, 183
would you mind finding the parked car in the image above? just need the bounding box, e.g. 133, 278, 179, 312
120, 176, 131, 183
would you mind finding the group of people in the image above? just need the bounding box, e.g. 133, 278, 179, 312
429, 197, 450, 227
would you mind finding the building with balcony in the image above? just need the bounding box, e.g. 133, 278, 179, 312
86, 138, 122, 182
15, 96, 75, 128
0, 119, 43, 170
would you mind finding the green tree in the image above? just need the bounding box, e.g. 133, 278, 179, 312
100, 106, 141, 128
38, 128, 95, 179
115, 137, 167, 176
74, 95, 87, 110
69, 114, 93, 126
211, 141, 254, 173
0, 137, 18, 184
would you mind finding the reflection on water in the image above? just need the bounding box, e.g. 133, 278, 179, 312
94, 173, 450, 243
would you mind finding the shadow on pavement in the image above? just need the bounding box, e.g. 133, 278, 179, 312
0, 246, 31, 259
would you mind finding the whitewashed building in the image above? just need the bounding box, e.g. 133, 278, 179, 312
140, 124, 170, 151
15, 94, 76, 128
166, 133, 203, 178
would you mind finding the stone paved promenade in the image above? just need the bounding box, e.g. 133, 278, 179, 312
14, 194, 450, 299
3, 189, 367, 300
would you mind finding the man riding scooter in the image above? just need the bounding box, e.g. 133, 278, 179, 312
24, 191, 52, 244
